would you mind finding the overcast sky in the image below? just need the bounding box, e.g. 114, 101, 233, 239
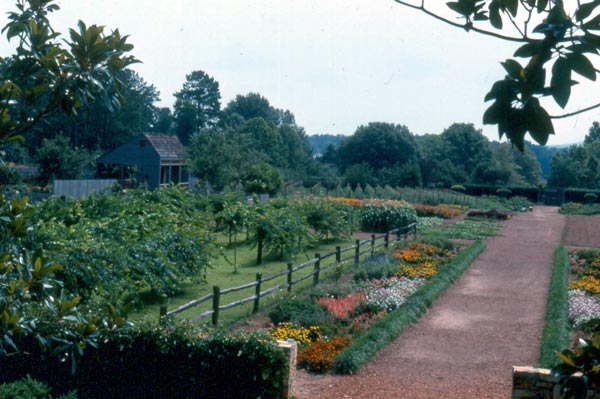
2, 0, 600, 145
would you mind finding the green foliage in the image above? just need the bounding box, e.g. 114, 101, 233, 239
560, 203, 600, 215
353, 254, 397, 282
0, 0, 137, 145
241, 162, 283, 196
584, 193, 598, 204
0, 163, 21, 185
34, 136, 90, 184
248, 202, 315, 264
357, 200, 417, 233
538, 246, 570, 369
298, 197, 356, 239
2, 323, 289, 399
0, 376, 78, 399
496, 187, 512, 197
420, 218, 499, 240
268, 297, 330, 326
32, 187, 218, 301
334, 240, 485, 374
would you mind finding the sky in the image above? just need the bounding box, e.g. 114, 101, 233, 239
2, 0, 600, 145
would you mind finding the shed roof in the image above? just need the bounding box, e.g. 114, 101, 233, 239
96, 133, 187, 165
143, 133, 187, 159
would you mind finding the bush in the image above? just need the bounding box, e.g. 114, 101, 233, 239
268, 297, 330, 326
0, 376, 78, 399
0, 163, 21, 185
496, 188, 512, 198
584, 193, 598, 204
357, 199, 417, 233
353, 255, 397, 281
1, 325, 289, 399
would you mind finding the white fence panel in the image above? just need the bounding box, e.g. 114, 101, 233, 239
53, 179, 117, 200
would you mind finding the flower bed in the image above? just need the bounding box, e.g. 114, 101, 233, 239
268, 239, 462, 374
414, 204, 464, 219
568, 249, 600, 330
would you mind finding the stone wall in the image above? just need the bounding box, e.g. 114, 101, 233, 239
512, 366, 600, 399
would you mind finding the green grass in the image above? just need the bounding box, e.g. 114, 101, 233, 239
538, 245, 570, 368
419, 218, 500, 240
333, 239, 486, 374
130, 234, 362, 325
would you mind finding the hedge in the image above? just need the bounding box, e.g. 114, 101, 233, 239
0, 325, 289, 399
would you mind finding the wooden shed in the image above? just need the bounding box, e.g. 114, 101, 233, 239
96, 133, 188, 190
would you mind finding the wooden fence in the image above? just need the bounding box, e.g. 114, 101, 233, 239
159, 223, 417, 325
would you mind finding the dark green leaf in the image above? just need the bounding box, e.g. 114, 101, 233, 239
446, 2, 467, 16
489, 2, 503, 29
525, 100, 554, 145
551, 57, 572, 108
537, 0, 549, 13
505, 0, 518, 17
568, 53, 596, 81
501, 59, 524, 80
513, 42, 537, 58
575, 1, 600, 22
483, 102, 502, 124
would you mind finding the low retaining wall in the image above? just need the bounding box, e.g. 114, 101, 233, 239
512, 366, 599, 399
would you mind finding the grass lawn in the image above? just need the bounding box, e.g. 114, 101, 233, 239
131, 233, 364, 326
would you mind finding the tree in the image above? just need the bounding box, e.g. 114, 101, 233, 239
35, 136, 90, 184
222, 92, 295, 126
585, 121, 600, 145
439, 123, 494, 182
151, 107, 174, 133
0, 0, 137, 149
337, 122, 419, 172
393, 1, 600, 149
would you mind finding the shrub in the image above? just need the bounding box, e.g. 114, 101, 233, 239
0, 163, 21, 185
495, 188, 512, 198
353, 255, 397, 281
357, 199, 417, 233
1, 325, 289, 399
584, 193, 598, 204
450, 184, 466, 192
268, 297, 329, 326
0, 376, 77, 399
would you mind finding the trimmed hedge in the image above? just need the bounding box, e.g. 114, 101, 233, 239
333, 240, 486, 374
0, 326, 289, 399
538, 246, 570, 368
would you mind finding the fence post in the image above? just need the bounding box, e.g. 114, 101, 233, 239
336, 246, 341, 263
384, 231, 389, 249
212, 286, 220, 326
287, 263, 293, 292
159, 305, 167, 320
354, 239, 360, 267
253, 273, 262, 314
371, 234, 376, 257
313, 254, 320, 286
413, 223, 418, 239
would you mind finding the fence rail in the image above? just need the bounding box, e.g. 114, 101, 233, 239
159, 222, 417, 325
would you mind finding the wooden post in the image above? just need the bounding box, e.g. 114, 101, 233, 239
253, 273, 262, 314
413, 223, 418, 239
384, 231, 389, 249
159, 305, 167, 319
336, 246, 341, 263
354, 239, 360, 267
212, 286, 220, 326
371, 234, 376, 257
287, 263, 293, 292
313, 254, 320, 286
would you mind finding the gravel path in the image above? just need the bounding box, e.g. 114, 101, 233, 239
294, 206, 566, 398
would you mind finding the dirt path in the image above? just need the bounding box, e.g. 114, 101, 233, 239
294, 206, 566, 398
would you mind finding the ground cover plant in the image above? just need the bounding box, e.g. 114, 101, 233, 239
418, 217, 500, 240
413, 204, 465, 219
560, 202, 600, 216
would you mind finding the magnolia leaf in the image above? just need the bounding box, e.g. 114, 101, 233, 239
551, 57, 572, 108
569, 53, 596, 81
